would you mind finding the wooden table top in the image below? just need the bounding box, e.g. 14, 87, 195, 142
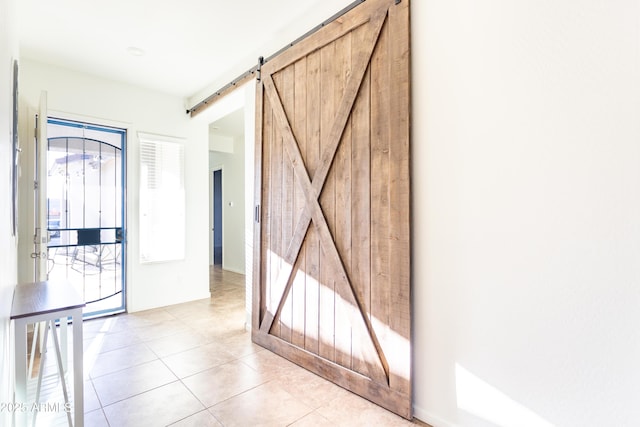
10, 280, 86, 320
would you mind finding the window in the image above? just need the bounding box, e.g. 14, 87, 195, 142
138, 133, 185, 263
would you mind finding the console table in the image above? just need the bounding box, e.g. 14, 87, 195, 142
11, 280, 85, 427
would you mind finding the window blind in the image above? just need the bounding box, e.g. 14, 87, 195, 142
138, 133, 185, 263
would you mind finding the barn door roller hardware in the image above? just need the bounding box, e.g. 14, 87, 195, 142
257, 56, 265, 82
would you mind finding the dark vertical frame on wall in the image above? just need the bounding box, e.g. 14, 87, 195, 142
11, 59, 19, 236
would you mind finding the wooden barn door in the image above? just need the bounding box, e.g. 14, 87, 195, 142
252, 0, 411, 418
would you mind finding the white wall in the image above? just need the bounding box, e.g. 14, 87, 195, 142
18, 59, 210, 312
413, 1, 640, 426
209, 133, 234, 153
243, 81, 256, 331
209, 133, 246, 274
0, 0, 19, 423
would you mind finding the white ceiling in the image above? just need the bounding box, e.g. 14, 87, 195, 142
17, 0, 355, 104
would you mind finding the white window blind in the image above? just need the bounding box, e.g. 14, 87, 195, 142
138, 133, 185, 263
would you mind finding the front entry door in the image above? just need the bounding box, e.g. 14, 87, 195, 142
45, 118, 127, 318
252, 0, 411, 418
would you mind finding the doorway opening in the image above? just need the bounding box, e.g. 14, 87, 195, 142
197, 82, 253, 327
208, 107, 246, 274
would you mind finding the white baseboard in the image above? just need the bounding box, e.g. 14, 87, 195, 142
221, 264, 246, 276
129, 291, 211, 312
413, 405, 458, 427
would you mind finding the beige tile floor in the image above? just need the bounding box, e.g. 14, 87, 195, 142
80, 267, 426, 427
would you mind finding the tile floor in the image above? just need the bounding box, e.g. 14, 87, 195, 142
79, 267, 426, 426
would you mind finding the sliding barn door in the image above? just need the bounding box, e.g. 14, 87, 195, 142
252, 0, 411, 418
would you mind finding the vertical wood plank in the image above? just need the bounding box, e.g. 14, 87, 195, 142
305, 50, 322, 355
388, 0, 411, 394
350, 25, 372, 376
292, 57, 308, 348
369, 13, 391, 369
269, 71, 284, 339
261, 86, 273, 330
280, 66, 296, 343
334, 32, 353, 368
319, 42, 336, 362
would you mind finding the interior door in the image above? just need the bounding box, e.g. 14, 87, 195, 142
252, 0, 411, 418
213, 169, 223, 265
34, 91, 48, 281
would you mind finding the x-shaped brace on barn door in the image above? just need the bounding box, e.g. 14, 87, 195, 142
258, 7, 390, 385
